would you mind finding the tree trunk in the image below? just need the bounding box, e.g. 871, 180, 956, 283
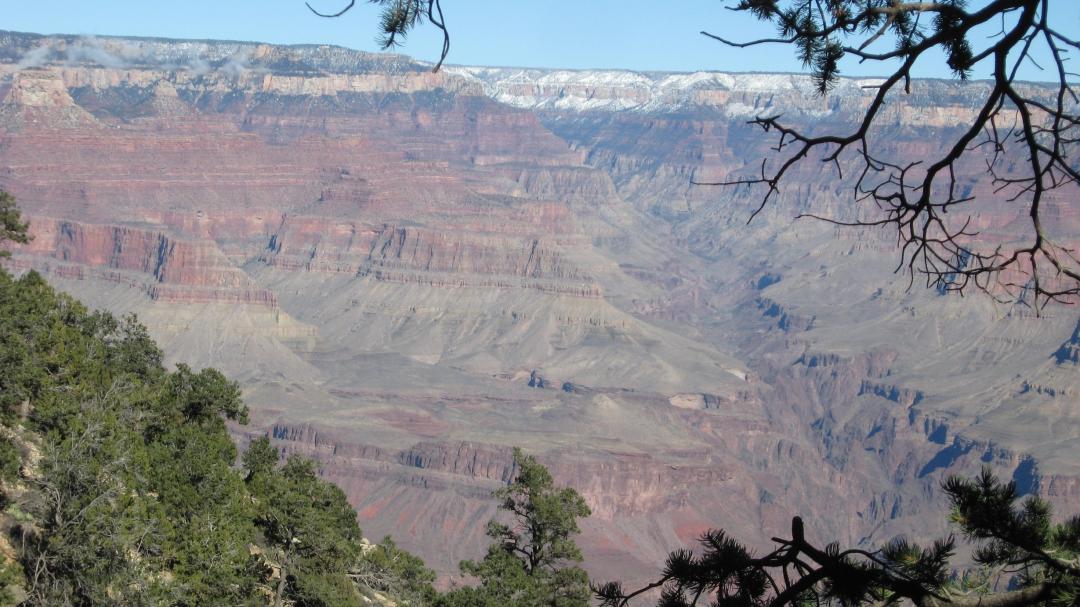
274, 546, 292, 607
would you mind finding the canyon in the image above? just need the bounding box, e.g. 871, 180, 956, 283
0, 30, 1078, 589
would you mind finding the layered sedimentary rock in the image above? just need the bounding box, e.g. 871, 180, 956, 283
1, 29, 1078, 588
12, 218, 276, 304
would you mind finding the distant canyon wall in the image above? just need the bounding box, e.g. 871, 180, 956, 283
1, 30, 1078, 587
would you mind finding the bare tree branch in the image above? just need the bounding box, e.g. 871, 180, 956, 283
703, 0, 1079, 307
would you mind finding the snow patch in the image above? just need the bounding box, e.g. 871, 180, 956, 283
445, 66, 881, 116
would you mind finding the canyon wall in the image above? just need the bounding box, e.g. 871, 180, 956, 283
1, 30, 1077, 588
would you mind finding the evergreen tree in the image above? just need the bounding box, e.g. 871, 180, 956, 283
350, 535, 438, 606
440, 448, 591, 607
0, 190, 29, 258
245, 439, 364, 607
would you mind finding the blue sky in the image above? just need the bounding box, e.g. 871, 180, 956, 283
5, 1, 1079, 80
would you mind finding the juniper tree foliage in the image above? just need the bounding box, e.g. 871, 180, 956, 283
0, 268, 266, 606
438, 448, 592, 607
349, 535, 439, 606
595, 468, 1080, 607
244, 437, 366, 607
0, 190, 29, 258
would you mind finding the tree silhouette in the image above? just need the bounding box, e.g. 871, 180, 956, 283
307, 0, 450, 71
594, 468, 1080, 607
698, 0, 1080, 306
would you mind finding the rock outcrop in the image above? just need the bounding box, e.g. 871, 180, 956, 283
1055, 319, 1080, 365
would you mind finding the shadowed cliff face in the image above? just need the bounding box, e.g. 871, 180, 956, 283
1, 30, 1078, 587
